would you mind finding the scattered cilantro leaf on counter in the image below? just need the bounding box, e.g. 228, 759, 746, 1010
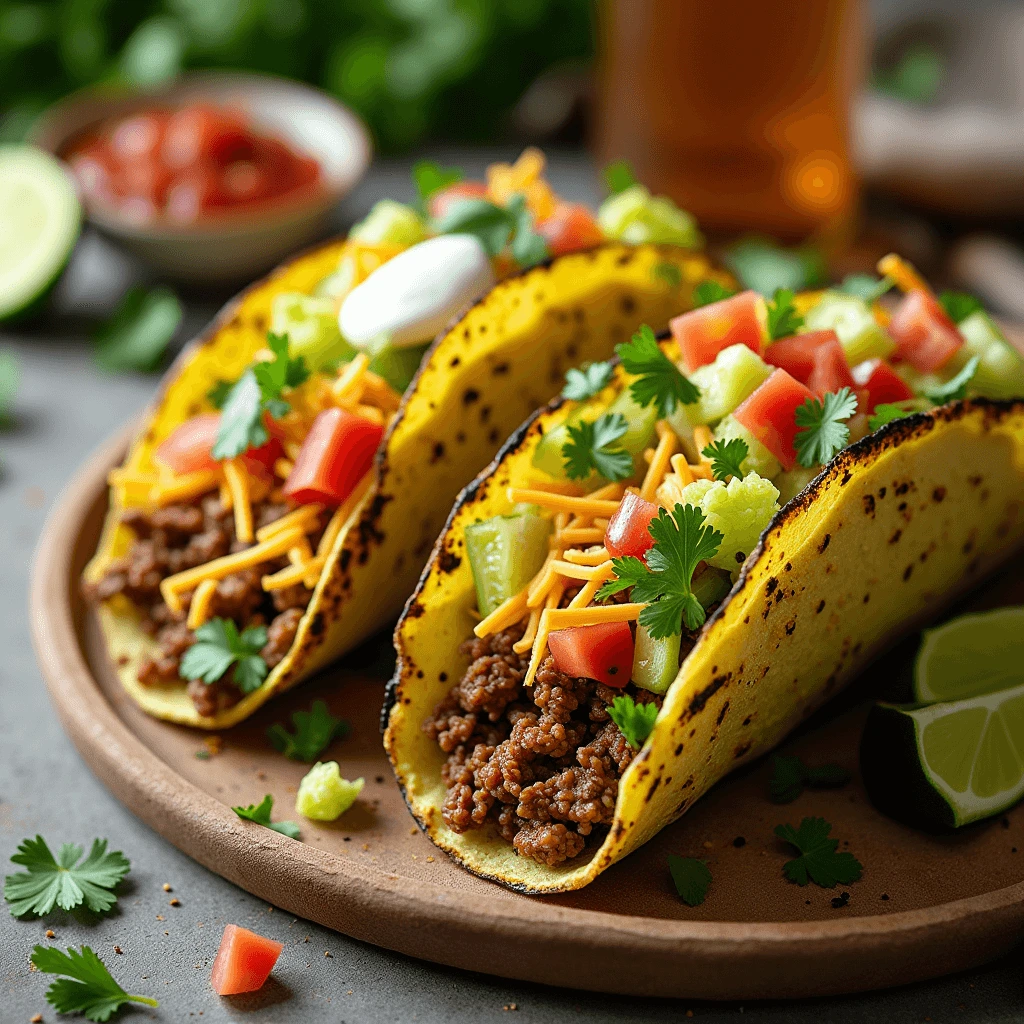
868, 401, 918, 432
838, 274, 894, 304
652, 261, 682, 288
206, 379, 234, 410
939, 290, 984, 324
232, 795, 301, 840
0, 348, 19, 425
434, 197, 514, 256
413, 160, 463, 203
703, 438, 748, 481
668, 856, 712, 906
769, 755, 851, 804
775, 817, 862, 888
925, 355, 979, 404
562, 361, 614, 401
616, 324, 699, 416
179, 618, 268, 695
31, 945, 158, 1021
766, 288, 804, 341
794, 387, 858, 468
267, 700, 350, 762
563, 413, 633, 482
598, 503, 723, 635
4, 837, 129, 918
693, 280, 737, 308
603, 159, 637, 195
606, 695, 659, 750
507, 193, 550, 269
93, 286, 182, 373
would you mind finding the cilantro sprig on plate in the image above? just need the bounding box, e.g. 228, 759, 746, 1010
4, 837, 129, 918
562, 413, 633, 482
606, 694, 659, 750
667, 856, 712, 906
615, 324, 699, 417
693, 280, 737, 308
766, 288, 804, 341
775, 817, 862, 888
212, 332, 308, 460
562, 361, 614, 401
702, 438, 748, 481
179, 618, 269, 695
794, 387, 859, 468
267, 700, 350, 762
31, 945, 158, 1022
232, 794, 301, 839
598, 502, 723, 636
769, 755, 851, 804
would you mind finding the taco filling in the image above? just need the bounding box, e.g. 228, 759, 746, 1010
422, 256, 1024, 865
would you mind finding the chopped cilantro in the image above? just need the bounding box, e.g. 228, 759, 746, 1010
603, 159, 637, 195
606, 694, 659, 750
31, 944, 158, 1021
724, 238, 825, 296
667, 855, 712, 906
4, 836, 129, 918
563, 413, 633, 482
562, 361, 614, 401
794, 387, 858, 468
868, 401, 919, 432
702, 438, 748, 481
232, 794, 301, 840
267, 700, 350, 762
652, 261, 682, 288
769, 754, 851, 804
766, 288, 804, 341
412, 160, 463, 203
939, 291, 984, 324
179, 618, 269, 695
93, 285, 182, 372
693, 280, 737, 308
206, 379, 234, 410
434, 197, 513, 256
615, 324, 699, 416
598, 503, 723, 636
774, 816, 862, 888
506, 192, 550, 268
924, 355, 979, 403
838, 274, 894, 303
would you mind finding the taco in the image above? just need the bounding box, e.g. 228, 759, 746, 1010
384, 256, 1024, 892
82, 149, 723, 728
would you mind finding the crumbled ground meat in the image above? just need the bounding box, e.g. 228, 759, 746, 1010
85, 493, 320, 717
425, 628, 663, 867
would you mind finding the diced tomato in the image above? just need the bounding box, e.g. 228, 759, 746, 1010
765, 330, 854, 397
604, 491, 659, 559
733, 368, 817, 471
428, 181, 489, 221
161, 103, 250, 171
164, 165, 222, 223
109, 112, 168, 163
670, 290, 768, 372
283, 408, 384, 506
887, 290, 962, 372
210, 924, 283, 996
547, 621, 634, 688
537, 203, 604, 256
851, 359, 914, 411
155, 413, 282, 475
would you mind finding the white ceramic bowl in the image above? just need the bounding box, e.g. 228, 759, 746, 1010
31, 71, 371, 285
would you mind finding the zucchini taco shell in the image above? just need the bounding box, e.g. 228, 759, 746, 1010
84, 238, 722, 728
384, 332, 1024, 892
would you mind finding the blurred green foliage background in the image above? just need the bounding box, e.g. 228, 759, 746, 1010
0, 0, 594, 151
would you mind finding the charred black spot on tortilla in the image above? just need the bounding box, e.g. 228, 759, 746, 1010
997, 520, 1011, 538
716, 701, 730, 726
784, 561, 792, 572
774, 590, 785, 604
969, 474, 982, 487
456, 431, 466, 444
610, 821, 626, 842
967, 555, 982, 574
963, 537, 975, 554
404, 601, 424, 619
980, 487, 991, 502
416, 669, 424, 679
309, 613, 324, 637
462, 388, 480, 405
853, 641, 862, 656
674, 743, 684, 756
889, 528, 902, 544
682, 775, 694, 789
744, 615, 750, 624
430, 442, 445, 464
862, 494, 875, 517
815, 599, 826, 615
742, 714, 753, 727
841, 469, 852, 485
621, 295, 637, 317
734, 740, 752, 760
479, 405, 491, 424
616, 252, 633, 267
877, 486, 886, 499
438, 548, 461, 574
735, 550, 746, 564
903, 564, 913, 581
689, 727, 696, 737
818, 533, 831, 553
898, 501, 908, 513
689, 674, 729, 715
785, 618, 797, 635
487, 427, 499, 444
492, 362, 509, 375
765, 577, 778, 596
933, 486, 946, 502
645, 777, 661, 802
449, 355, 460, 368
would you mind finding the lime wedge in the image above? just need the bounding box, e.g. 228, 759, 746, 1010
914, 607, 1024, 702
0, 146, 81, 322
861, 680, 1024, 827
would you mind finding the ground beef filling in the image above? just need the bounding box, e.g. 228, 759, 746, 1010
425, 625, 661, 867
84, 493, 317, 716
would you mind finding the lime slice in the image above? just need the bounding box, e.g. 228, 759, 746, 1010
914, 607, 1024, 702
861, 680, 1024, 827
0, 146, 81, 322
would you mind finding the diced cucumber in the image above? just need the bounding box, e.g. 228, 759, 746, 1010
775, 464, 819, 504
804, 291, 895, 365
955, 311, 1024, 399
606, 387, 659, 458
368, 341, 429, 393
271, 292, 356, 370
350, 199, 426, 247
714, 415, 782, 479
465, 512, 552, 617
632, 625, 680, 694
692, 565, 733, 607
894, 362, 946, 398
597, 184, 702, 248
686, 344, 773, 426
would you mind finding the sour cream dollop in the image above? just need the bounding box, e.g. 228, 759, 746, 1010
338, 234, 495, 349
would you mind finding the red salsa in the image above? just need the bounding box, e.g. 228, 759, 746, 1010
64, 102, 321, 225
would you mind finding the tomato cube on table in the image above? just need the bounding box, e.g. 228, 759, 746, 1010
211, 924, 284, 996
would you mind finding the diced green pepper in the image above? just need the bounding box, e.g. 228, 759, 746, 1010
955, 310, 1024, 399
597, 184, 702, 249
270, 292, 355, 370
713, 415, 782, 479
631, 625, 680, 694
368, 341, 429, 393
803, 291, 895, 366
465, 511, 552, 617
350, 200, 427, 247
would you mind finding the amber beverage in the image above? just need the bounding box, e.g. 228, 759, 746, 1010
596, 0, 864, 244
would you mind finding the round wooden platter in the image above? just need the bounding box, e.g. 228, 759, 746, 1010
30, 426, 1024, 1001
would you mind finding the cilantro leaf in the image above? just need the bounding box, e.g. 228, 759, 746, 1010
254, 332, 310, 395
774, 817, 862, 888
924, 355, 979, 404
838, 274, 894, 303
413, 159, 463, 202
232, 794, 301, 840
267, 700, 350, 762
206, 379, 234, 410
434, 197, 514, 256
615, 324, 699, 416
693, 280, 737, 308
766, 288, 804, 341
31, 945, 158, 1022
606, 694, 659, 750
598, 503, 723, 636
4, 837, 129, 918
667, 855, 712, 906
794, 387, 858, 468
562, 413, 633, 482
868, 401, 919, 432
603, 159, 637, 195
725, 238, 826, 296
507, 193, 550, 269
702, 438, 748, 481
179, 618, 269, 695
93, 285, 182, 373
562, 361, 614, 401
769, 755, 851, 804
939, 290, 984, 324
652, 261, 682, 288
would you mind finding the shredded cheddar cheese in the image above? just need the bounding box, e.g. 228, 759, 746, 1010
223, 460, 253, 544
640, 423, 678, 501
560, 547, 611, 567
186, 579, 219, 631
878, 253, 928, 295
263, 556, 327, 592
557, 527, 605, 547
150, 469, 222, 507
474, 590, 529, 639
507, 488, 621, 518
256, 503, 324, 543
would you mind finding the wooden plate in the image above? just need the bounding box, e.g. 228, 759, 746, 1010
30, 426, 1024, 1001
